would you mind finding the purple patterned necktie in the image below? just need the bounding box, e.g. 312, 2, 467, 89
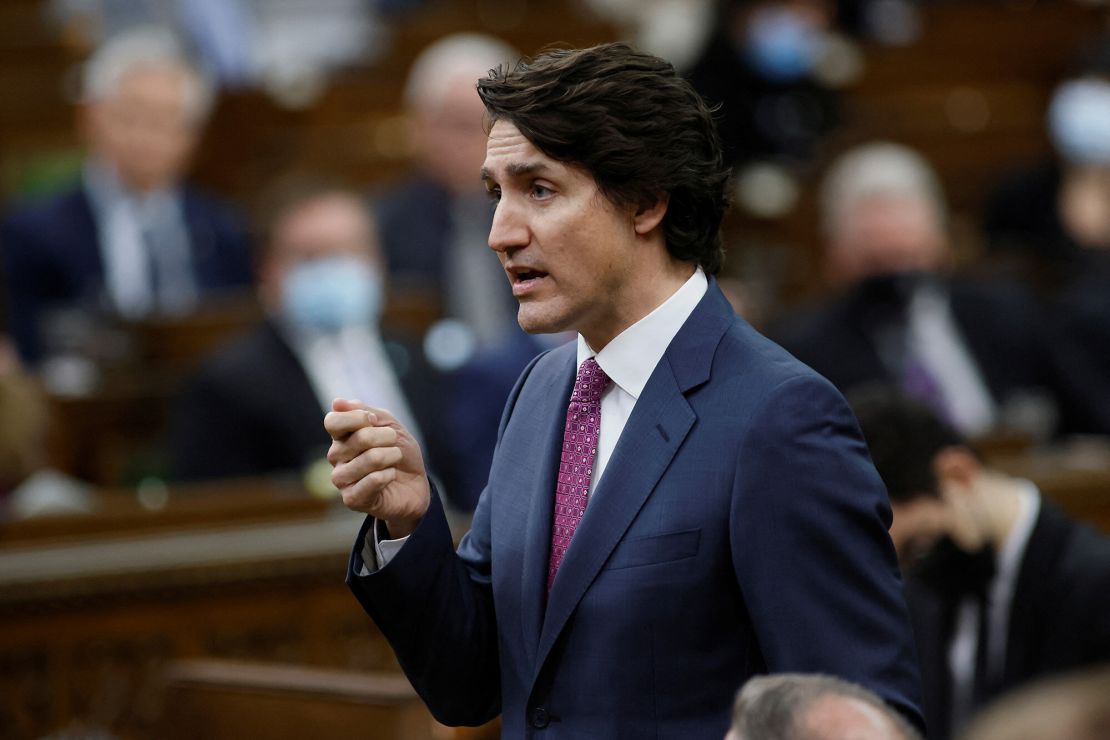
547, 357, 611, 591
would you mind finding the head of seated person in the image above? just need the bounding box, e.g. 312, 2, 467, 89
959, 666, 1110, 740
726, 672, 922, 740
848, 385, 1025, 589
1048, 39, 1110, 255
820, 142, 950, 289
80, 25, 215, 194
254, 178, 386, 336
403, 33, 518, 197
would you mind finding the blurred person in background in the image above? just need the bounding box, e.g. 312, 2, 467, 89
374, 33, 521, 350
981, 37, 1110, 389
377, 33, 545, 513
0, 25, 252, 366
170, 178, 436, 485
851, 386, 1110, 740
983, 36, 1110, 294
958, 667, 1110, 740
771, 141, 1110, 439
726, 673, 922, 740
687, 0, 841, 170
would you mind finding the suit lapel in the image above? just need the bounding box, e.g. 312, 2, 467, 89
515, 349, 577, 670
530, 281, 733, 683
72, 186, 107, 284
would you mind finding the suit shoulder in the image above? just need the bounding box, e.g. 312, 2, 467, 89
191, 324, 290, 389
1, 186, 89, 241
717, 317, 836, 395
182, 185, 247, 230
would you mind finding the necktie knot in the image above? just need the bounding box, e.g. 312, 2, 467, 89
572, 357, 610, 407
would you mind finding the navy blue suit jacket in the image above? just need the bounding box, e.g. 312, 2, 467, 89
0, 182, 252, 363
347, 281, 923, 738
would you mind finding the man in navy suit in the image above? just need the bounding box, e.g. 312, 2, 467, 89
0, 27, 251, 364
325, 44, 923, 738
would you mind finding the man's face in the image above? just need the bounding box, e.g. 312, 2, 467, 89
889, 496, 950, 566
260, 193, 381, 309
84, 65, 200, 192
414, 77, 490, 195
827, 194, 947, 285
482, 120, 641, 348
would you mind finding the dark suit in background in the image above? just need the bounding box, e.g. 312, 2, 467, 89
907, 502, 1110, 740
771, 275, 1110, 436
348, 282, 923, 737
374, 175, 516, 336
0, 183, 252, 364
170, 319, 439, 483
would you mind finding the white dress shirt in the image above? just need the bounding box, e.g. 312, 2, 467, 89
367, 268, 709, 570
84, 160, 197, 318
286, 323, 421, 441
906, 285, 996, 437
946, 482, 1040, 734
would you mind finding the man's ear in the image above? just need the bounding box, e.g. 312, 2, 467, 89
632, 194, 669, 236
932, 446, 980, 489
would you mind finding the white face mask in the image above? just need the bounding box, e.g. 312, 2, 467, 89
1049, 77, 1110, 165
281, 255, 383, 333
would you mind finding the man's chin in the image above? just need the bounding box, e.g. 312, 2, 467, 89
516, 306, 571, 337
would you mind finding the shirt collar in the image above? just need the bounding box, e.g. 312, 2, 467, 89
995, 481, 1040, 583
576, 268, 708, 399
83, 157, 181, 212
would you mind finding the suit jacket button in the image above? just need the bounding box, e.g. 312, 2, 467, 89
529, 707, 550, 729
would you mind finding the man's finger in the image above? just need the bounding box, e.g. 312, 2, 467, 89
332, 445, 403, 488
332, 398, 368, 412
338, 466, 399, 514
324, 408, 377, 439
326, 425, 399, 466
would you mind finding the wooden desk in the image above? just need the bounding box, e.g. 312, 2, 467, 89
0, 483, 396, 740
989, 439, 1110, 533
157, 660, 435, 740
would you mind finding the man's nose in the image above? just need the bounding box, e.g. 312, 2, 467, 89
488, 199, 529, 253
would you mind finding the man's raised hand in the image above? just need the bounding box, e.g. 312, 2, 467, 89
325, 398, 431, 538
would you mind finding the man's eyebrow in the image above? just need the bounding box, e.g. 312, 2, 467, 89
480, 162, 554, 183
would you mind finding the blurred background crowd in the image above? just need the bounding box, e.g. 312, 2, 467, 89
0, 1, 1109, 739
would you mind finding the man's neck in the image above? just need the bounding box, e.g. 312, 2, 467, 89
581, 259, 696, 351
981, 472, 1028, 551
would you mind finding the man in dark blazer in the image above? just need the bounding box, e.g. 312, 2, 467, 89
771, 142, 1110, 438
171, 180, 433, 483
851, 387, 1110, 740
0, 27, 251, 365
325, 45, 923, 738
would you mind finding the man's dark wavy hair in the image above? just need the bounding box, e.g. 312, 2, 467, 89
477, 43, 731, 275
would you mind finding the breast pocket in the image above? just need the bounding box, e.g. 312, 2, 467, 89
605, 528, 701, 570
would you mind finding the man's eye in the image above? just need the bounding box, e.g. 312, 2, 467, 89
487, 187, 502, 203
531, 184, 552, 199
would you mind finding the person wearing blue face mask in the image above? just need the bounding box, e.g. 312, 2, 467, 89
687, 0, 839, 169
168, 178, 433, 483
984, 39, 1110, 289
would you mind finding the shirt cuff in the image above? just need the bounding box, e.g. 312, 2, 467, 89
358, 518, 410, 575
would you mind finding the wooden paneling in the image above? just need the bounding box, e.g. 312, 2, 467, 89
156, 661, 437, 740
0, 483, 397, 739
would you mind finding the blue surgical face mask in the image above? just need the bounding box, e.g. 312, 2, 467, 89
1049, 78, 1110, 165
744, 8, 821, 83
281, 255, 383, 333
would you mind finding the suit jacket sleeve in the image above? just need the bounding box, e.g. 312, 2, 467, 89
346, 487, 501, 726
729, 373, 924, 729
343, 350, 548, 727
